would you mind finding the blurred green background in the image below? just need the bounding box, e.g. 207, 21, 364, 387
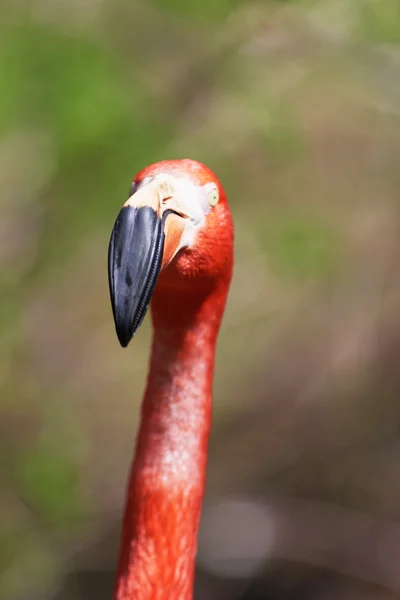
1, 0, 400, 599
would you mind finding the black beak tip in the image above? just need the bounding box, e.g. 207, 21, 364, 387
111, 300, 136, 348
108, 204, 165, 349
116, 326, 134, 348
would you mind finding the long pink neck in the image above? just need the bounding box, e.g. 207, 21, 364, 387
114, 286, 227, 600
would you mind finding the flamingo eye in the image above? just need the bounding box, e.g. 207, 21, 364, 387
208, 187, 219, 207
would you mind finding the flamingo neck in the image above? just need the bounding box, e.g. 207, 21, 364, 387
114, 289, 225, 600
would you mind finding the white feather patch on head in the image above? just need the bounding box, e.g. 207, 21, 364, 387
134, 173, 218, 251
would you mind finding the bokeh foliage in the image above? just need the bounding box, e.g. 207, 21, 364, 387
1, 0, 400, 598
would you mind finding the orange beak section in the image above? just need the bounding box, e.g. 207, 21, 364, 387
162, 212, 185, 269
108, 179, 185, 347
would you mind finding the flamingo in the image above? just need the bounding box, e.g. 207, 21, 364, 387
108, 159, 234, 600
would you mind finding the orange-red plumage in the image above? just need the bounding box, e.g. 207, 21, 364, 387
110, 159, 234, 599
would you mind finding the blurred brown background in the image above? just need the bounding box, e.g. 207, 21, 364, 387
1, 1, 400, 599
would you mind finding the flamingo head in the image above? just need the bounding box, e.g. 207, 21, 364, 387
108, 159, 234, 347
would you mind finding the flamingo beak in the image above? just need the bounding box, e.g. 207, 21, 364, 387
108, 178, 185, 347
